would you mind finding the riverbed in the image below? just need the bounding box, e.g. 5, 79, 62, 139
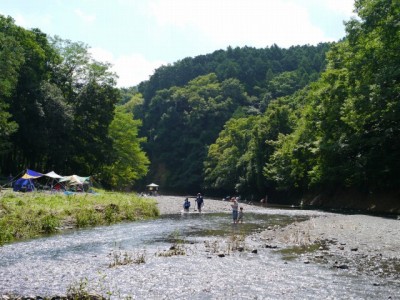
0, 196, 399, 299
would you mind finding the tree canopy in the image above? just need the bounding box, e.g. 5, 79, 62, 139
0, 16, 148, 189
1, 0, 398, 205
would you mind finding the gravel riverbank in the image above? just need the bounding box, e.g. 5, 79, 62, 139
0, 195, 398, 299
153, 194, 267, 214
155, 195, 400, 280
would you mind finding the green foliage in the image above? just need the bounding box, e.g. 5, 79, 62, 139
40, 214, 61, 234
0, 17, 22, 157
0, 18, 150, 190
138, 44, 330, 103
119, 86, 139, 105
100, 109, 149, 190
136, 43, 331, 194
141, 73, 250, 192
204, 116, 259, 194
205, 90, 303, 198
267, 0, 400, 193
69, 80, 118, 174
0, 191, 159, 245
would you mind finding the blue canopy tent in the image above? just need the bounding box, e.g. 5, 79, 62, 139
21, 169, 43, 179
13, 169, 43, 192
13, 178, 35, 192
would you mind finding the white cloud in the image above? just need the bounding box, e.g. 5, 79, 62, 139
148, 0, 330, 48
325, 0, 355, 17
74, 8, 96, 23
90, 47, 165, 87
11, 12, 53, 30
12, 13, 29, 27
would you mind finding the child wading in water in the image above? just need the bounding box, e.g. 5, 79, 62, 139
237, 207, 244, 223
183, 198, 191, 212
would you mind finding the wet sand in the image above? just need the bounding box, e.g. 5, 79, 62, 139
155, 195, 400, 279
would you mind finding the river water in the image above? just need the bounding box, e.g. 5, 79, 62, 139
0, 211, 399, 299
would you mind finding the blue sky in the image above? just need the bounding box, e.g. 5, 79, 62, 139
0, 0, 355, 87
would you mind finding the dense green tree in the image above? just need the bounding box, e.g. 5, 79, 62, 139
338, 0, 400, 190
0, 21, 121, 179
205, 93, 299, 198
1, 18, 60, 173
119, 86, 139, 105
265, 91, 320, 191
266, 0, 400, 194
204, 116, 259, 195
37, 37, 119, 176
35, 81, 73, 172
101, 108, 149, 190
141, 73, 250, 192
0, 17, 22, 161
69, 81, 118, 175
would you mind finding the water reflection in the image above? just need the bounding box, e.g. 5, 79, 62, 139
0, 212, 399, 299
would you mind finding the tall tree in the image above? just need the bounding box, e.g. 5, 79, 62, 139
0, 17, 22, 163
1, 17, 59, 172
101, 107, 149, 190
266, 0, 400, 194
70, 81, 119, 175
204, 116, 259, 196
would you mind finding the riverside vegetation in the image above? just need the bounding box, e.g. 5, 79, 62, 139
1, 0, 399, 212
0, 191, 159, 245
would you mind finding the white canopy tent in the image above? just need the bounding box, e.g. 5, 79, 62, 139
44, 171, 63, 179
146, 183, 159, 195
146, 183, 159, 188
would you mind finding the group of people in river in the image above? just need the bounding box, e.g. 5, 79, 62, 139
229, 196, 244, 224
182, 193, 244, 224
183, 193, 204, 213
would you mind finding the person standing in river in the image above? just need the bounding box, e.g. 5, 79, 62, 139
195, 193, 204, 213
230, 197, 239, 223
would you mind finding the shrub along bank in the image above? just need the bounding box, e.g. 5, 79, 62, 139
0, 191, 159, 245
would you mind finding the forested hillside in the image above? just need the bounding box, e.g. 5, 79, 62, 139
0, 16, 149, 189
135, 43, 331, 193
135, 0, 399, 211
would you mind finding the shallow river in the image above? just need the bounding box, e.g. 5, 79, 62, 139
0, 211, 399, 299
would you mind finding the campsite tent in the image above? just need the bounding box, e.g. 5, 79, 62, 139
44, 171, 63, 179
11, 169, 92, 192
21, 169, 43, 179
59, 175, 91, 192
146, 183, 159, 195
13, 169, 43, 192
59, 175, 90, 185
13, 178, 35, 192
43, 171, 64, 191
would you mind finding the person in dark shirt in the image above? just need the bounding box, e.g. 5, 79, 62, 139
195, 193, 204, 213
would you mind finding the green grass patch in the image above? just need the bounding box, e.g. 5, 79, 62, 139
0, 190, 159, 245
